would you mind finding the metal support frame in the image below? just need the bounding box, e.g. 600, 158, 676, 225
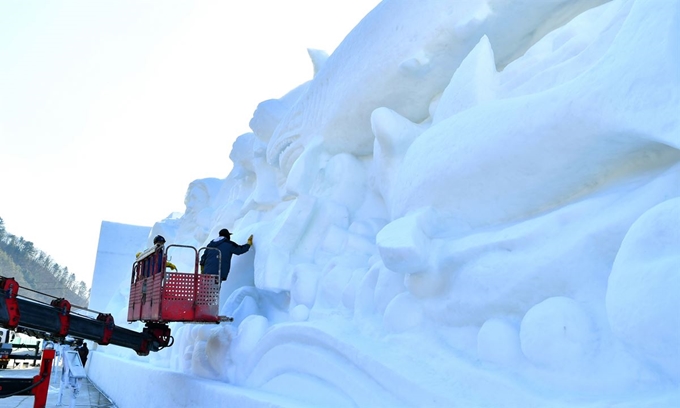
57, 347, 86, 408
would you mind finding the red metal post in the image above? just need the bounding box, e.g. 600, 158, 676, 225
31, 348, 55, 408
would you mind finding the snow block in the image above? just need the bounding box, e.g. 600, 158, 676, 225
377, 212, 431, 275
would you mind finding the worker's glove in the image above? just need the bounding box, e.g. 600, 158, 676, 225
166, 262, 178, 272
247, 235, 253, 246
200, 264, 204, 273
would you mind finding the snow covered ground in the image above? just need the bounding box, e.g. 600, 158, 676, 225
87, 0, 679, 406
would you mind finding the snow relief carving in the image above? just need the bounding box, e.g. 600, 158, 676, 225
109, 0, 679, 406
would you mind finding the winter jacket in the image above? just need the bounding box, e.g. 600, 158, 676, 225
78, 344, 89, 366
200, 236, 250, 281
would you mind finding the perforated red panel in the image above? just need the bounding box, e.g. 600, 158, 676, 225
160, 273, 221, 322
164, 272, 196, 302
195, 275, 220, 321
161, 272, 195, 321
196, 275, 220, 306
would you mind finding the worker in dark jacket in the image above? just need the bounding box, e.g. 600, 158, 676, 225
77, 341, 89, 367
200, 229, 253, 281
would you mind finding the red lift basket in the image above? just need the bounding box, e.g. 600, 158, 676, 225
127, 244, 222, 324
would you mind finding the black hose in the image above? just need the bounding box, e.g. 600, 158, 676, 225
0, 373, 47, 398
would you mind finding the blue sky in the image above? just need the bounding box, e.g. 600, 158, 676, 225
0, 0, 380, 286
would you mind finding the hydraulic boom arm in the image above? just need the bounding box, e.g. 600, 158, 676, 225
0, 276, 171, 356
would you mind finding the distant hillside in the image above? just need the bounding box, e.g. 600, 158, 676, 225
0, 217, 89, 307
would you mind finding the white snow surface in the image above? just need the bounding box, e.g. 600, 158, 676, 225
87, 0, 680, 406
88, 221, 150, 312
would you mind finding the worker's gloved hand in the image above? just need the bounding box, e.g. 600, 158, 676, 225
200, 264, 204, 273
166, 262, 178, 272
247, 235, 253, 246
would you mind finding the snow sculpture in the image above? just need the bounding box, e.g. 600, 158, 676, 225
98, 0, 679, 406
606, 198, 680, 380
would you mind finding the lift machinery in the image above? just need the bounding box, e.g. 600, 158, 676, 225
0, 241, 231, 407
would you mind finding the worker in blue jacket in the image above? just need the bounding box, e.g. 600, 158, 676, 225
200, 229, 253, 281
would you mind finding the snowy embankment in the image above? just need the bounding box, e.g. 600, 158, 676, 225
88, 352, 301, 408
88, 0, 679, 407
